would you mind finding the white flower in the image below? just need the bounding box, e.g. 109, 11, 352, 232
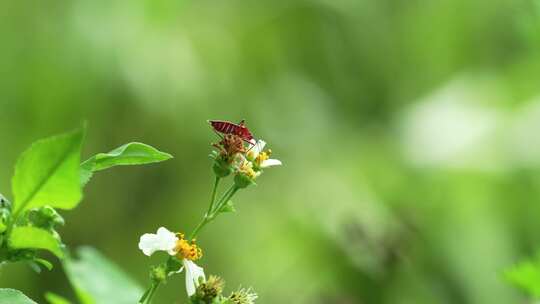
138, 227, 206, 297
181, 259, 206, 296
260, 158, 282, 168
138, 227, 178, 256
248, 139, 282, 168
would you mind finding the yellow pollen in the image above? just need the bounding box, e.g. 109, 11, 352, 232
175, 233, 203, 261
240, 161, 258, 178
257, 152, 269, 162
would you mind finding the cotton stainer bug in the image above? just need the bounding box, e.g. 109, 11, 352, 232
208, 120, 255, 145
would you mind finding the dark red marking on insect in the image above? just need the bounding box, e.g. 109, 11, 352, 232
208, 119, 254, 143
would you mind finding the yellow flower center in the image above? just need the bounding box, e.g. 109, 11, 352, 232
255, 149, 272, 167
240, 161, 258, 179
175, 233, 203, 261
257, 151, 269, 163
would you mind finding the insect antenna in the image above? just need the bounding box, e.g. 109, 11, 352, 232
244, 138, 257, 153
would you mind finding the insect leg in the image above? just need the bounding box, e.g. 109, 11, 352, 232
212, 129, 225, 140
244, 139, 256, 153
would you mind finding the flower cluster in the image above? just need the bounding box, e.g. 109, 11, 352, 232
211, 136, 281, 188
190, 275, 258, 304
138, 121, 279, 303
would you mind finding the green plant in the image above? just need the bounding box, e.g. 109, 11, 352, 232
137, 127, 281, 304
0, 125, 172, 303
505, 251, 540, 300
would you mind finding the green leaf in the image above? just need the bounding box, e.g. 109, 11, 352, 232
0, 289, 38, 304
505, 252, 540, 298
12, 127, 84, 216
45, 292, 72, 304
80, 142, 172, 186
9, 226, 64, 259
220, 200, 236, 213
63, 246, 143, 304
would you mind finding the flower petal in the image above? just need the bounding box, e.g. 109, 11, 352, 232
138, 227, 178, 256
247, 139, 266, 160
261, 158, 282, 168
255, 140, 266, 154
183, 259, 205, 296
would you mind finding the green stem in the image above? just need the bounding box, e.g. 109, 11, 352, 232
209, 185, 235, 215
140, 282, 160, 304
188, 178, 224, 240
211, 186, 239, 215
206, 177, 220, 217
188, 218, 208, 241
188, 185, 238, 240
147, 283, 159, 304
139, 285, 151, 303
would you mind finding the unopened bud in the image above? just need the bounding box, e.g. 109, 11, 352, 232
228, 288, 258, 304
150, 264, 167, 283
27, 206, 64, 230
191, 275, 225, 304
213, 158, 233, 177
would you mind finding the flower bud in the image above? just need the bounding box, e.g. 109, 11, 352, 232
213, 158, 233, 178
191, 275, 224, 304
228, 288, 258, 304
27, 206, 64, 230
150, 264, 168, 283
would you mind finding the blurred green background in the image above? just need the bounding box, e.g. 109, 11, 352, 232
2, 0, 540, 303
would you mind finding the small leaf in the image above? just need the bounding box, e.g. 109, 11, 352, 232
0, 289, 38, 304
12, 127, 84, 215
505, 252, 540, 298
45, 292, 72, 304
34, 258, 54, 271
9, 226, 64, 259
63, 246, 143, 304
220, 200, 236, 213
80, 142, 172, 186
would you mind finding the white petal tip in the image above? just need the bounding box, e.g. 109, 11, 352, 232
261, 159, 282, 167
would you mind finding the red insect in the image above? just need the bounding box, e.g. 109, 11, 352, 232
208, 119, 254, 143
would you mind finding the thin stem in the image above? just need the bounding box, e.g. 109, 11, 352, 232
188, 218, 208, 241
210, 185, 235, 215
211, 186, 239, 215
206, 176, 220, 217
188, 185, 238, 240
139, 285, 152, 303
147, 283, 160, 304
140, 282, 160, 304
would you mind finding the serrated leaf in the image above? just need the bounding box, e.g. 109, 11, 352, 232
9, 226, 64, 259
63, 246, 143, 304
80, 142, 172, 186
0, 289, 38, 304
12, 127, 84, 215
45, 292, 72, 304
